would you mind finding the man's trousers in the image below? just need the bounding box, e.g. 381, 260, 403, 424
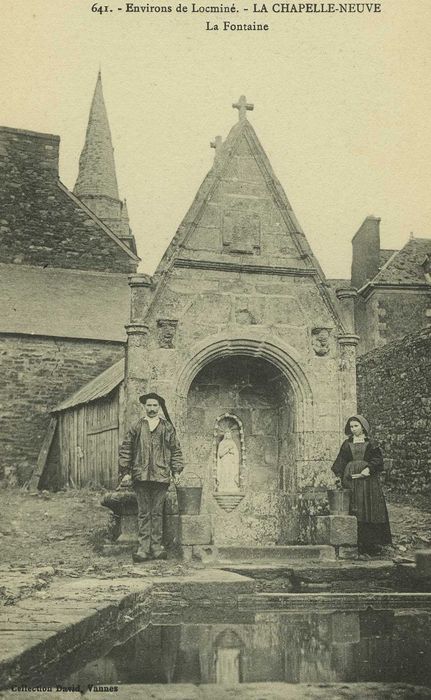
133, 480, 169, 556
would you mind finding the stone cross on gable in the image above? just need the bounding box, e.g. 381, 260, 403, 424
210, 135, 223, 151
210, 135, 223, 161
232, 95, 254, 122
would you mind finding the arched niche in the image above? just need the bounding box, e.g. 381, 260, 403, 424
174, 334, 315, 539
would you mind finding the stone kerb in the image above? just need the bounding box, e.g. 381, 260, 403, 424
415, 550, 431, 581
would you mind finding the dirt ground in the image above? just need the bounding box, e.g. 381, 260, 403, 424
0, 487, 192, 605
0, 486, 430, 605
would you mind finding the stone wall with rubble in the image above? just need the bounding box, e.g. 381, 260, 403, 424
0, 335, 123, 483
357, 326, 431, 494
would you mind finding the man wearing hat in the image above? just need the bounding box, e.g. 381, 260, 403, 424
118, 393, 184, 562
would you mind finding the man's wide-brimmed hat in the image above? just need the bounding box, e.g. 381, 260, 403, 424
344, 414, 370, 436
139, 392, 165, 405
139, 392, 174, 426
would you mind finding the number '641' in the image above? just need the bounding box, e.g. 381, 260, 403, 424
92, 3, 110, 12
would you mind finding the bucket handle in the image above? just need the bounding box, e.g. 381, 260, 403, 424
176, 471, 202, 486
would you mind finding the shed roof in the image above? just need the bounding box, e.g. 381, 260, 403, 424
52, 358, 125, 412
0, 264, 130, 341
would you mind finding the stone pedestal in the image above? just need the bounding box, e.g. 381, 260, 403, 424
178, 514, 212, 545
178, 514, 214, 562
100, 489, 179, 554
315, 514, 358, 560
100, 489, 137, 545
316, 515, 357, 546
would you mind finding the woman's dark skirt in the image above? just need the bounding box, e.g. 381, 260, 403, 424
343, 464, 392, 553
357, 521, 392, 554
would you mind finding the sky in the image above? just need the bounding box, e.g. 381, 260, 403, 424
2, 0, 431, 277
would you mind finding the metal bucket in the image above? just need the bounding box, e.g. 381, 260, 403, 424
327, 488, 351, 515
176, 472, 203, 515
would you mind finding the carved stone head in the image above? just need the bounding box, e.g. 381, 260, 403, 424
311, 327, 331, 356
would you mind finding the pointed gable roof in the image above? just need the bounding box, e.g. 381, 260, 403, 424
152, 97, 345, 330
157, 101, 329, 279
74, 71, 119, 201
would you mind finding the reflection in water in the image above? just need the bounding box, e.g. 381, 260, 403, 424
63, 608, 431, 688
215, 630, 243, 684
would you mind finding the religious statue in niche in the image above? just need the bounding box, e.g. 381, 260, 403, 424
311, 327, 332, 356
216, 429, 240, 493
213, 414, 245, 497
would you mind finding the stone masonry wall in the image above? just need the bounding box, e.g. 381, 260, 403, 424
374, 291, 431, 348
0, 127, 137, 273
356, 290, 431, 356
357, 326, 431, 494
0, 334, 124, 483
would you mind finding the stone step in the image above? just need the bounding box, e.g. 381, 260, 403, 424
238, 591, 431, 611
218, 545, 336, 562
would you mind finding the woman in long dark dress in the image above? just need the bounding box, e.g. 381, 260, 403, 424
332, 415, 392, 555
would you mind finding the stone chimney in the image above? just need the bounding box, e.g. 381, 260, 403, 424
351, 216, 381, 290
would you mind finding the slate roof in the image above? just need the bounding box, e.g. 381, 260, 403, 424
0, 264, 130, 341
0, 126, 139, 273
379, 249, 397, 267
52, 359, 125, 412
372, 237, 431, 285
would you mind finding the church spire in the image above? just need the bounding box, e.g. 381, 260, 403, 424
74, 70, 119, 200
74, 71, 136, 253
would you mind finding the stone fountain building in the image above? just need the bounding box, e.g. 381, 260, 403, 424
122, 96, 358, 545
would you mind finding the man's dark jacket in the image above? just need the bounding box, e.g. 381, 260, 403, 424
118, 416, 184, 483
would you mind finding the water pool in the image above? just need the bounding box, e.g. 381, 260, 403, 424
62, 607, 431, 689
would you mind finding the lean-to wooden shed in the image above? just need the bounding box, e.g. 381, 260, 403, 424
41, 359, 125, 490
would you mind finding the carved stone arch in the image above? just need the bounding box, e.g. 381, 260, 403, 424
175, 332, 314, 436
175, 333, 314, 503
